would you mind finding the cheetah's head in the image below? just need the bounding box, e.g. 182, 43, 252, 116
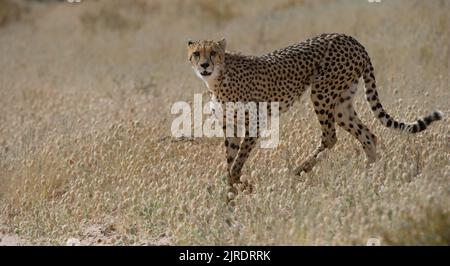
187, 39, 226, 80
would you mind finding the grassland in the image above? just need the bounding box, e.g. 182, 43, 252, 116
0, 0, 449, 245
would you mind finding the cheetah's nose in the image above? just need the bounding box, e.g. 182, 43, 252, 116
201, 63, 210, 69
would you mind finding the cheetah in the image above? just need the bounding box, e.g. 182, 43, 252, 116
187, 33, 442, 194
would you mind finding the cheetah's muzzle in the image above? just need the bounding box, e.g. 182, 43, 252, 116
200, 71, 212, 76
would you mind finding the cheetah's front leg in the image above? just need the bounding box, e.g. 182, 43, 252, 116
224, 137, 241, 185
229, 136, 257, 192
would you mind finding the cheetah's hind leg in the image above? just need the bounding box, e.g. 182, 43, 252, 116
295, 80, 337, 175
335, 81, 378, 165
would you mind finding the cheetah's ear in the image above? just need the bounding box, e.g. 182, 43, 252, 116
218, 38, 227, 50
187, 39, 195, 47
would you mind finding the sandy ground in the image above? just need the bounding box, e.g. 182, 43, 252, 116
0, 224, 171, 246
0, 234, 24, 246
0, 226, 26, 246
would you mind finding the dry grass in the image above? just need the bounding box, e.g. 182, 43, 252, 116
0, 0, 449, 245
0, 0, 28, 27
80, 0, 159, 33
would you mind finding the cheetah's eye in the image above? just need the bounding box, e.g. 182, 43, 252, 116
210, 51, 216, 56
193, 51, 200, 57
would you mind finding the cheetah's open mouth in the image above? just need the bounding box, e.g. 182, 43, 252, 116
200, 71, 212, 76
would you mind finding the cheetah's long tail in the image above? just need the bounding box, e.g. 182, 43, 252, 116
362, 60, 442, 134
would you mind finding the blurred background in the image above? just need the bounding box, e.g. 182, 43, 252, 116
0, 0, 448, 245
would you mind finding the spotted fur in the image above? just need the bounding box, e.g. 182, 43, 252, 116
187, 33, 442, 193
